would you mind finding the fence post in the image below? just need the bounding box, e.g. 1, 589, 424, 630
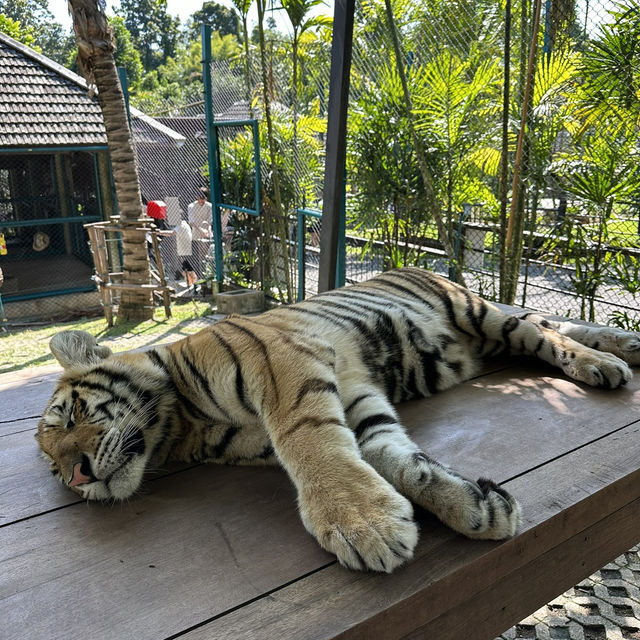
297, 210, 305, 301
116, 67, 132, 131
201, 24, 224, 285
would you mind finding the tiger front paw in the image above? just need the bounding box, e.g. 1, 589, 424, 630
299, 469, 418, 572
461, 478, 522, 540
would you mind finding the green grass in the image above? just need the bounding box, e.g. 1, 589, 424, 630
0, 300, 219, 374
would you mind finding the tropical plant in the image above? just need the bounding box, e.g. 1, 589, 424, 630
280, 0, 331, 206
230, 0, 255, 108
348, 64, 433, 269
255, 0, 294, 301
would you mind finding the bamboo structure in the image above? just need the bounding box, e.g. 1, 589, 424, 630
85, 219, 173, 326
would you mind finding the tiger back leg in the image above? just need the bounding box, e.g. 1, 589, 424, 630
478, 306, 634, 389
344, 386, 522, 540
517, 313, 640, 366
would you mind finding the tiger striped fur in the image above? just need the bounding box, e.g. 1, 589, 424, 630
37, 268, 639, 572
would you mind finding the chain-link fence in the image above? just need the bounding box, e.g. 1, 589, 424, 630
0, 150, 105, 322
4, 1, 638, 324
190, 0, 640, 329
344, 0, 640, 327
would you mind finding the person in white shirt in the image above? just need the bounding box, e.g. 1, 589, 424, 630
187, 189, 212, 277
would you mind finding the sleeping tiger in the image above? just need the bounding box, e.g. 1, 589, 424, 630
37, 267, 639, 572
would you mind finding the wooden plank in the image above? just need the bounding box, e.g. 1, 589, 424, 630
181, 420, 640, 640
0, 365, 59, 421
3, 349, 638, 639
0, 416, 38, 438
398, 359, 640, 480
0, 429, 84, 525
0, 465, 332, 640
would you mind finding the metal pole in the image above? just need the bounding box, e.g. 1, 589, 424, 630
336, 166, 347, 288
297, 210, 305, 301
116, 67, 132, 130
318, 0, 355, 293
202, 24, 224, 285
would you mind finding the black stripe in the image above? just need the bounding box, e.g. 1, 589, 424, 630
294, 378, 338, 409
322, 287, 424, 316
147, 349, 169, 373
166, 351, 216, 422
465, 296, 488, 352
354, 413, 398, 440
345, 393, 375, 414
352, 279, 435, 308
383, 270, 474, 338
180, 344, 233, 421
501, 316, 520, 348
210, 328, 258, 416
403, 315, 441, 395
74, 381, 140, 411
533, 335, 544, 355
94, 400, 115, 420
225, 320, 280, 404
209, 426, 240, 459
286, 305, 380, 373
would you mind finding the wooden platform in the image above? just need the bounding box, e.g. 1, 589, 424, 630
1, 355, 639, 640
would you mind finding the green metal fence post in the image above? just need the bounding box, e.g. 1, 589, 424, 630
201, 24, 224, 285
297, 210, 305, 302
116, 67, 132, 130
336, 169, 347, 288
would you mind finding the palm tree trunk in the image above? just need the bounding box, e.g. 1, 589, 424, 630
503, 0, 543, 304
69, 0, 153, 321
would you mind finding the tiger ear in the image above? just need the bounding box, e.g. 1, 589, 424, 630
50, 330, 112, 370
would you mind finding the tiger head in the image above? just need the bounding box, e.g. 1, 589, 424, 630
36, 330, 176, 501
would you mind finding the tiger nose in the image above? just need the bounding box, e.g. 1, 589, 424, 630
69, 454, 96, 487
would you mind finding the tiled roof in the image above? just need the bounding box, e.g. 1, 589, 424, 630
0, 32, 185, 149
0, 32, 106, 147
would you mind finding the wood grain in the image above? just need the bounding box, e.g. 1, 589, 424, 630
0, 366, 59, 420
0, 464, 332, 640
180, 421, 640, 640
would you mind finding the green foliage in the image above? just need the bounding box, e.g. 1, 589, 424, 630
108, 16, 144, 85
0, 13, 38, 48
186, 2, 240, 40
348, 63, 434, 267
116, 0, 180, 72
280, 0, 332, 35
0, 0, 74, 63
131, 35, 243, 112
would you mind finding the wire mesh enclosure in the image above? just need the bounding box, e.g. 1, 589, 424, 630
344, 0, 640, 327
5, 1, 637, 324
150, 0, 638, 328
0, 150, 106, 320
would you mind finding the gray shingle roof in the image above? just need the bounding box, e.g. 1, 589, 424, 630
0, 32, 107, 147
0, 31, 185, 149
